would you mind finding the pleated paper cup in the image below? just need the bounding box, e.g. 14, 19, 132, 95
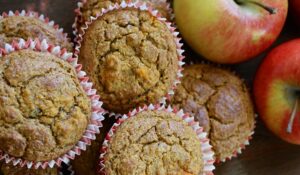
0, 39, 105, 169
99, 104, 215, 175
74, 1, 185, 117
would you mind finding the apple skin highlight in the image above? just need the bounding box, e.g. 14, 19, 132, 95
174, 0, 288, 64
254, 39, 300, 144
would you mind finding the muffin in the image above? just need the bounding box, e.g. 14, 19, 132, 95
0, 48, 91, 161
170, 64, 255, 162
74, 0, 172, 33
0, 163, 58, 175
99, 105, 215, 175
77, 3, 181, 114
0, 11, 72, 51
72, 116, 115, 175
0, 39, 104, 169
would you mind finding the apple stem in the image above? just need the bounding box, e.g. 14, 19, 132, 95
235, 0, 277, 15
287, 99, 299, 134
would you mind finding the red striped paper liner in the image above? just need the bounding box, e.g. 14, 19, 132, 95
74, 1, 185, 116
98, 104, 215, 175
72, 0, 174, 40
0, 10, 72, 47
0, 39, 105, 169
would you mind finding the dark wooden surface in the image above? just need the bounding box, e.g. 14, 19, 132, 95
1, 1, 300, 175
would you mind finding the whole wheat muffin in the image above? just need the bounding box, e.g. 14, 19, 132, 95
76, 0, 171, 30
72, 116, 115, 175
0, 49, 91, 162
0, 15, 72, 51
0, 162, 58, 175
103, 110, 203, 175
170, 64, 255, 161
79, 8, 178, 113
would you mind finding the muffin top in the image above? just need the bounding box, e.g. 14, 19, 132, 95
77, 0, 171, 30
171, 64, 255, 161
0, 49, 91, 161
79, 8, 178, 113
0, 163, 58, 175
0, 15, 72, 51
104, 110, 203, 175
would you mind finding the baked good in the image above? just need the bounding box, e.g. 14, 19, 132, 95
0, 162, 58, 175
78, 7, 179, 113
72, 116, 115, 175
75, 0, 171, 31
170, 64, 255, 161
0, 49, 91, 162
0, 12, 72, 51
102, 110, 204, 174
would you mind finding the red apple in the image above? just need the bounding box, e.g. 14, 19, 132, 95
174, 0, 288, 64
254, 39, 300, 144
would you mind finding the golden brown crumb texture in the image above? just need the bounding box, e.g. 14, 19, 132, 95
104, 110, 203, 175
171, 64, 255, 161
0, 50, 91, 161
0, 16, 72, 51
79, 8, 178, 113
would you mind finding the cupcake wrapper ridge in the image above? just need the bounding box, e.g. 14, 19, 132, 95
98, 104, 215, 175
0, 38, 105, 169
74, 1, 185, 117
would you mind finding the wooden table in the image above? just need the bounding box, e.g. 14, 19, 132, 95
1, 1, 300, 175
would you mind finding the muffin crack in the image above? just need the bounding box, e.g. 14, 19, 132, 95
105, 111, 203, 174
170, 64, 255, 161
0, 50, 91, 162
80, 8, 178, 113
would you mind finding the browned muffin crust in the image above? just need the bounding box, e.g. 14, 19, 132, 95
0, 162, 58, 175
0, 15, 72, 51
77, 0, 171, 30
0, 50, 91, 161
104, 110, 203, 175
72, 116, 115, 175
171, 64, 255, 161
79, 8, 178, 113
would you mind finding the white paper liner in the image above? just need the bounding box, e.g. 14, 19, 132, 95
0, 39, 105, 169
72, 0, 174, 39
74, 1, 185, 116
98, 104, 215, 175
0, 10, 72, 46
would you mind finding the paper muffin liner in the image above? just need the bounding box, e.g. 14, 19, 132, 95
0, 39, 105, 169
0, 10, 72, 47
74, 1, 185, 116
174, 62, 256, 163
72, 0, 174, 39
98, 104, 215, 175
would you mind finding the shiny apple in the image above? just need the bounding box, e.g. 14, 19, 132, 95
174, 0, 288, 64
254, 39, 300, 144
